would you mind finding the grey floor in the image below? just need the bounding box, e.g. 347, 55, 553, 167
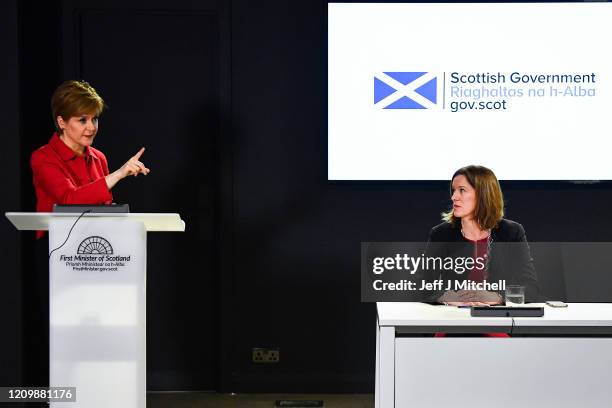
147, 393, 374, 408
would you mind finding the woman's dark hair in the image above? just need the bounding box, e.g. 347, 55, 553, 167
442, 165, 504, 230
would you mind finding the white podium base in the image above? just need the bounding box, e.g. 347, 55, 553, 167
49, 219, 146, 408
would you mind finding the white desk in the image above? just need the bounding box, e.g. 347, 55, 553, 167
376, 302, 612, 408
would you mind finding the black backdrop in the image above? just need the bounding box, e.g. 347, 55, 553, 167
2, 0, 611, 393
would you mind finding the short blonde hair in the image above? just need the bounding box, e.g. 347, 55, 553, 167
51, 80, 105, 132
442, 165, 504, 230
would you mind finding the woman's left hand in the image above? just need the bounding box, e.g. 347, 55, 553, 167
105, 147, 150, 190
119, 147, 150, 178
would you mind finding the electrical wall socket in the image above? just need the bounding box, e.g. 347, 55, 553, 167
252, 348, 280, 363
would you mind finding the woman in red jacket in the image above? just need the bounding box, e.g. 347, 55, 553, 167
31, 80, 150, 222
27, 80, 151, 390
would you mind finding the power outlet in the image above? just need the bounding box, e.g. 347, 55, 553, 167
252, 347, 280, 363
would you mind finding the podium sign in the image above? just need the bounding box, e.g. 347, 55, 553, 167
49, 219, 146, 408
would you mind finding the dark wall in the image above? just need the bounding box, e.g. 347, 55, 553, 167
3, 0, 612, 394
226, 0, 612, 392
59, 0, 230, 391
0, 0, 23, 388
222, 0, 612, 392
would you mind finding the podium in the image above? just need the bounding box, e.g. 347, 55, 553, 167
6, 212, 185, 408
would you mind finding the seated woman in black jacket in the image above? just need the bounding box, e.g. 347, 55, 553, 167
423, 165, 539, 305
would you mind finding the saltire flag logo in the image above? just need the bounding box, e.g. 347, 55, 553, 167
374, 72, 437, 109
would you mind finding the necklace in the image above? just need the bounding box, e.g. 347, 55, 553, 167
461, 229, 494, 275
461, 228, 490, 241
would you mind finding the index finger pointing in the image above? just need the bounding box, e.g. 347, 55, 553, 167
133, 147, 145, 160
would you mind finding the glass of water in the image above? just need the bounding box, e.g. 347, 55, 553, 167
505, 285, 525, 306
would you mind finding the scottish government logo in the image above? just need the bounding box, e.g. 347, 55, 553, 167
374, 72, 437, 109
77, 236, 114, 255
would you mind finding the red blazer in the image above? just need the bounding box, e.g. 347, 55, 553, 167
31, 133, 113, 237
